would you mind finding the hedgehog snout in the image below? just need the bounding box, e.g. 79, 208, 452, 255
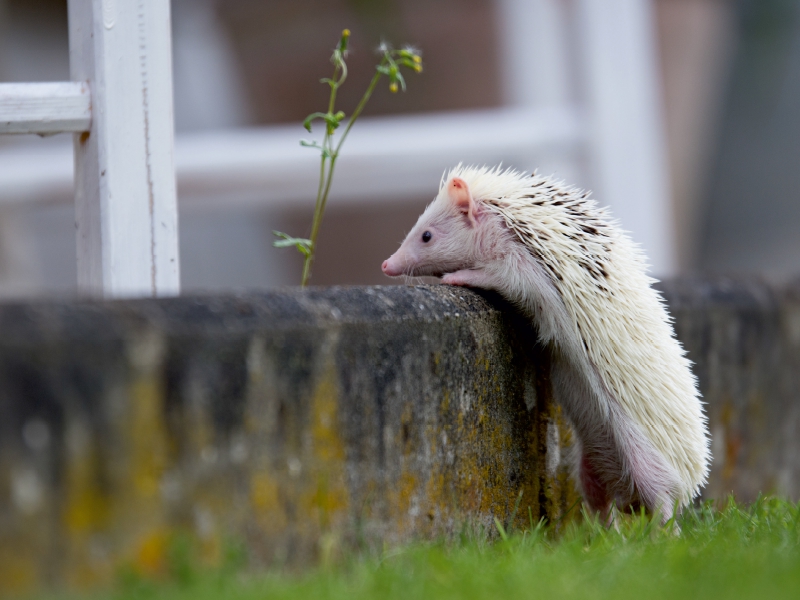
382, 254, 404, 277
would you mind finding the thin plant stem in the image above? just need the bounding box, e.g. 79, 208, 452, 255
302, 154, 329, 286
300, 68, 385, 286
335, 70, 382, 153
279, 32, 421, 286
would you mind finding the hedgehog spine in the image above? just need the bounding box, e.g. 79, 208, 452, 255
382, 164, 711, 522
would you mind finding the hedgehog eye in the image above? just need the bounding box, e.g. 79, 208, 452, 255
422, 231, 432, 243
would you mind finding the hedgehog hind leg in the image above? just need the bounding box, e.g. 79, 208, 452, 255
617, 421, 684, 526
579, 453, 614, 524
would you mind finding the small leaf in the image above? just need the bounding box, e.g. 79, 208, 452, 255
303, 112, 328, 133
300, 141, 331, 158
376, 65, 391, 76
397, 57, 423, 73
300, 139, 322, 150
395, 71, 407, 92
273, 231, 313, 258
398, 46, 422, 60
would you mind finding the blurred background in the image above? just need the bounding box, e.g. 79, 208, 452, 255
0, 0, 797, 295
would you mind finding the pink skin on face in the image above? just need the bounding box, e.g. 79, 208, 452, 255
381, 177, 499, 283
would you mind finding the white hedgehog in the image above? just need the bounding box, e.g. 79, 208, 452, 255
382, 165, 710, 523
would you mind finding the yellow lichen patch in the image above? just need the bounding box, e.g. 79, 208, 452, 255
382, 402, 422, 537
133, 529, 171, 577
422, 472, 447, 529
249, 361, 351, 551
544, 403, 581, 528
305, 366, 349, 528
251, 471, 281, 514
130, 379, 169, 498
440, 389, 451, 413
311, 370, 346, 466
63, 440, 111, 534
431, 351, 441, 375
403, 380, 535, 539
393, 469, 419, 520
0, 547, 36, 594
61, 417, 114, 588
250, 469, 291, 539
446, 389, 542, 533
473, 351, 490, 373
97, 335, 173, 587
60, 359, 172, 587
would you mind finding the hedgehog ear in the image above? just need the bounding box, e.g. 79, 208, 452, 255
447, 177, 478, 227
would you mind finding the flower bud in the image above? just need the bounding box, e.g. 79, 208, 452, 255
339, 29, 351, 53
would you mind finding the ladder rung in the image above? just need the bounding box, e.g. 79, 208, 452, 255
0, 82, 91, 135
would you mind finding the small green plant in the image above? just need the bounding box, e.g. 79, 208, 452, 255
273, 29, 423, 286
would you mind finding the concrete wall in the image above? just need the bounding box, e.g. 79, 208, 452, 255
658, 278, 800, 500
0, 279, 799, 592
0, 285, 576, 592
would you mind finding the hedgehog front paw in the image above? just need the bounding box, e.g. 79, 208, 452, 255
441, 272, 463, 286
441, 269, 488, 288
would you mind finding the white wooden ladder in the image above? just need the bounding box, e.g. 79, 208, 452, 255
0, 0, 179, 298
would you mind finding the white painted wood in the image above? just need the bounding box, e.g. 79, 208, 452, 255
68, 0, 180, 298
495, 0, 582, 190
177, 107, 583, 207
0, 107, 584, 208
0, 82, 91, 135
574, 0, 676, 276
497, 0, 573, 108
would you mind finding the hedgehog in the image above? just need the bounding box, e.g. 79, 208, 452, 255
381, 165, 710, 524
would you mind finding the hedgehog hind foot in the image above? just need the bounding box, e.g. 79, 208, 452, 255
622, 437, 685, 527
579, 451, 679, 530
650, 496, 681, 530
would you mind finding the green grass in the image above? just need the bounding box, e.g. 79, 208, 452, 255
79, 498, 800, 600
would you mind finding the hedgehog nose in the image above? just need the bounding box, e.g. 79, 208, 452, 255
381, 260, 389, 273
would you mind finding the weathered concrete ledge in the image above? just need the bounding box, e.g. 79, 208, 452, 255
658, 278, 800, 501
0, 285, 576, 592
1, 279, 799, 592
